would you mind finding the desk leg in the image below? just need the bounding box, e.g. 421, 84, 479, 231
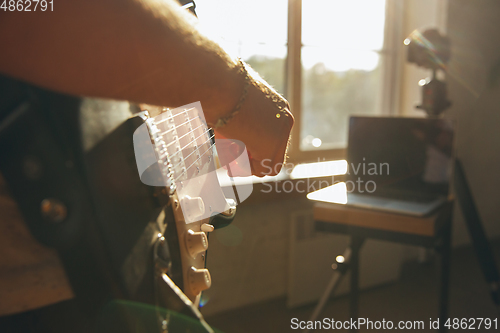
350, 236, 364, 333
438, 220, 452, 333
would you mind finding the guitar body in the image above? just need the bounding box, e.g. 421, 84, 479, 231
0, 77, 234, 332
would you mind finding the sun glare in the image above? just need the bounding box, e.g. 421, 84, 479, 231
196, 0, 386, 72
196, 0, 288, 59
301, 0, 386, 71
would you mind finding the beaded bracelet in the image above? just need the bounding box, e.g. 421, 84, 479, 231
209, 58, 251, 129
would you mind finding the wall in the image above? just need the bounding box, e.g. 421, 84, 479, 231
446, 0, 500, 246
202, 198, 312, 315
392, 0, 500, 246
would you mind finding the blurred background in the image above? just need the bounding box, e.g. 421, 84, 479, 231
192, 0, 500, 331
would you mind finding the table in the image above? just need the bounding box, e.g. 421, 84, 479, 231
307, 183, 453, 333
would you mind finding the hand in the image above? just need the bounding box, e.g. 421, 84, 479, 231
215, 73, 294, 177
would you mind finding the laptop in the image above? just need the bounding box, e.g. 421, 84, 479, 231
310, 116, 455, 216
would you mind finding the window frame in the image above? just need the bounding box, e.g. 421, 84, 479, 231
285, 0, 405, 164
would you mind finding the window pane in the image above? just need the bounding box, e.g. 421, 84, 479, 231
300, 0, 386, 151
302, 0, 386, 50
301, 49, 381, 150
245, 48, 287, 95
196, 0, 288, 45
196, 0, 288, 95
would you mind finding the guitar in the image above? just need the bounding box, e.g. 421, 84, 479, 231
132, 101, 242, 303
0, 77, 240, 332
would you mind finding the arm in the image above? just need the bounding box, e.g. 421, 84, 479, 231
0, 0, 293, 176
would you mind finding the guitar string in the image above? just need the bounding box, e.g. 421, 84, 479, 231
164, 123, 205, 149
157, 115, 201, 136
170, 130, 213, 166
167, 130, 213, 168
153, 107, 209, 151
154, 117, 208, 161
170, 135, 214, 183
173, 139, 216, 183
154, 107, 196, 125
174, 141, 215, 183
150, 107, 217, 182
155, 112, 208, 159
168, 131, 213, 168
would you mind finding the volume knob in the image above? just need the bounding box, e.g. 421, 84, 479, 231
181, 195, 205, 222
185, 229, 208, 258
188, 267, 211, 294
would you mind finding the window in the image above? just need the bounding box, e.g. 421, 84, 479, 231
196, 0, 400, 163
196, 0, 288, 92
300, 0, 386, 151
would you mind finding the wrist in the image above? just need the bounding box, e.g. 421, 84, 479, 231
207, 58, 250, 128
208, 59, 291, 129
214, 63, 294, 177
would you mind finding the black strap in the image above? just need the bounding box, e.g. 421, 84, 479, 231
0, 78, 117, 327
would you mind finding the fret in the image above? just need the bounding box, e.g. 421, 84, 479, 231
155, 107, 195, 125
163, 109, 186, 182
173, 138, 216, 183
182, 108, 194, 180
142, 103, 216, 188
143, 117, 175, 191
165, 123, 204, 149
136, 101, 231, 224
157, 106, 212, 183
158, 116, 199, 137
170, 129, 211, 169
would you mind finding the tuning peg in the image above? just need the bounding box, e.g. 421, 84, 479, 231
188, 267, 211, 294
185, 229, 208, 258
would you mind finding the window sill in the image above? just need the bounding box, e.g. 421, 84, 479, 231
218, 160, 347, 205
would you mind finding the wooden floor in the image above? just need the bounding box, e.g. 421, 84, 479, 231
206, 239, 500, 333
1, 239, 498, 332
